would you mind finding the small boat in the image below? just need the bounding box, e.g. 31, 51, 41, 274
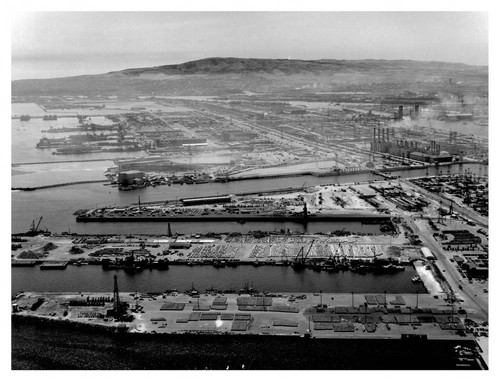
213, 260, 226, 268
412, 276, 422, 283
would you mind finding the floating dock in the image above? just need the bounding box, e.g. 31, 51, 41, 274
39, 262, 68, 270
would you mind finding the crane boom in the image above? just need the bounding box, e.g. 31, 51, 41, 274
295, 246, 304, 261
304, 240, 315, 260
35, 216, 43, 232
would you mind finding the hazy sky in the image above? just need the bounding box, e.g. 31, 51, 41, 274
11, 12, 488, 80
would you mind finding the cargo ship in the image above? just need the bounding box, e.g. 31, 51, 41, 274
11, 260, 38, 267
52, 145, 103, 155
444, 113, 474, 121
36, 137, 68, 149
20, 115, 31, 121
42, 115, 58, 121
75, 211, 391, 223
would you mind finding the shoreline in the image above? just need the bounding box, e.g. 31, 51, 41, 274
10, 160, 483, 192
12, 313, 484, 370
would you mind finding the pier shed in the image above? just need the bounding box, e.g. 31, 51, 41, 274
421, 247, 436, 260
181, 195, 231, 206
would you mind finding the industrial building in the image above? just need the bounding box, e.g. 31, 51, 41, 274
370, 127, 453, 164
118, 170, 145, 186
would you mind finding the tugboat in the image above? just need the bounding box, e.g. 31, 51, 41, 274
310, 262, 323, 272
291, 261, 307, 271
213, 260, 226, 268
354, 264, 370, 274
239, 282, 257, 294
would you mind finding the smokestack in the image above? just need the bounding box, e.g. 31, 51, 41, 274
437, 144, 441, 155
415, 105, 420, 114
373, 128, 377, 141
398, 106, 403, 118
378, 128, 381, 142
386, 128, 390, 142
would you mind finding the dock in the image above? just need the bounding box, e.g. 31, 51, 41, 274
12, 291, 476, 341
39, 262, 68, 270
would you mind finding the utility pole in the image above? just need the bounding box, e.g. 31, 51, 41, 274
113, 274, 120, 317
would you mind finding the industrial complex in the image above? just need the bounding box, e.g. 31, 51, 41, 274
12, 56, 488, 370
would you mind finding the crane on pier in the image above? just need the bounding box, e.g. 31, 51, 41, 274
111, 274, 132, 321
292, 240, 315, 270
26, 216, 43, 236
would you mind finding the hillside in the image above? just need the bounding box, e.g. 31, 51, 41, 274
12, 57, 488, 96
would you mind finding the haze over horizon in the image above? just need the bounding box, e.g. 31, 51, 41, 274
12, 12, 488, 81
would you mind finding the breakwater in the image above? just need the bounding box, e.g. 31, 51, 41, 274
12, 180, 108, 191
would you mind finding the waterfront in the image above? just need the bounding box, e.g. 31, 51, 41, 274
11, 162, 485, 234
11, 265, 426, 296
10, 12, 491, 372
12, 316, 480, 370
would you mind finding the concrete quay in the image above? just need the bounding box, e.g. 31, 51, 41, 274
13, 291, 476, 341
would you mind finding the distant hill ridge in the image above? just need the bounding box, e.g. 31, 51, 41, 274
116, 57, 486, 76
12, 57, 487, 96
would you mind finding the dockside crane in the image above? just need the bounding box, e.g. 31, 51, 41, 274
305, 239, 315, 260
27, 216, 43, 236
292, 240, 315, 270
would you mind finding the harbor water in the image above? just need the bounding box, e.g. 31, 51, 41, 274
12, 161, 486, 234
11, 264, 426, 296
10, 103, 484, 297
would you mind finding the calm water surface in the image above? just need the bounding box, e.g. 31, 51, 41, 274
11, 265, 426, 296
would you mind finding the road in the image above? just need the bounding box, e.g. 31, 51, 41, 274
408, 216, 488, 321
402, 178, 488, 228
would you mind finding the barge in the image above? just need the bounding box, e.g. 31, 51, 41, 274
39, 262, 68, 270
